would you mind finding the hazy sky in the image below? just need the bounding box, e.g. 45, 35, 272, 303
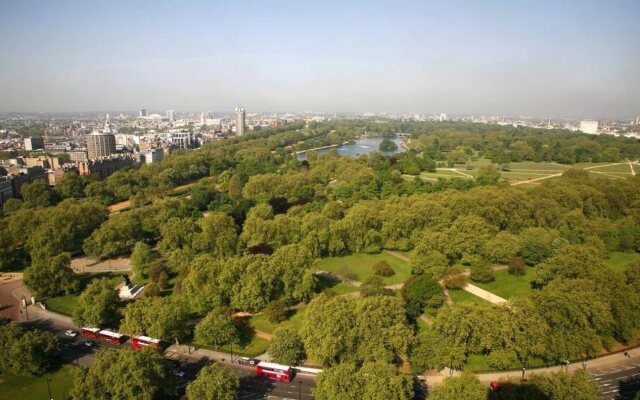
1, 0, 639, 118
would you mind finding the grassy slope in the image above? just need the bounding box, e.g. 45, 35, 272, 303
470, 268, 536, 300
0, 365, 76, 400
249, 307, 308, 335
317, 253, 410, 285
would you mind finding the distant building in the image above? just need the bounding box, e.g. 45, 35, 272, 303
438, 113, 448, 122
4, 165, 47, 198
235, 106, 246, 136
68, 151, 88, 163
24, 137, 45, 151
143, 148, 164, 164
78, 156, 134, 179
166, 110, 175, 124
579, 120, 599, 135
168, 130, 194, 149
0, 175, 13, 206
139, 109, 148, 118
86, 132, 116, 159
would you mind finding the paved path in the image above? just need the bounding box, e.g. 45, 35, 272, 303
383, 250, 410, 262
511, 172, 563, 186
462, 283, 507, 304
70, 256, 132, 273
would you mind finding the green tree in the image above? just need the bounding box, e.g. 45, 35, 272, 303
430, 371, 487, 400
130, 242, 154, 279
314, 362, 413, 400
21, 179, 55, 208
476, 165, 501, 185
470, 260, 495, 283
529, 370, 600, 400
442, 266, 467, 289
194, 212, 238, 258
55, 172, 86, 199
120, 297, 191, 342
359, 275, 389, 297
71, 348, 176, 400
0, 324, 58, 376
508, 256, 526, 276
186, 363, 239, 400
24, 252, 79, 297
267, 327, 306, 366
401, 274, 443, 319
373, 260, 395, 276
410, 249, 449, 278
194, 309, 239, 349
264, 299, 288, 323
73, 277, 120, 327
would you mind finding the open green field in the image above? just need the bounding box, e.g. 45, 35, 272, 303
470, 268, 536, 300
0, 365, 76, 400
218, 336, 269, 358
605, 251, 640, 273
448, 288, 489, 306
249, 306, 307, 335
316, 253, 411, 285
45, 273, 128, 316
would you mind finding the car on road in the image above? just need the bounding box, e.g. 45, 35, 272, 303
65, 330, 79, 338
83, 340, 96, 348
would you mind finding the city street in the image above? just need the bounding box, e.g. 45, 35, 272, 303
589, 357, 640, 400
3, 280, 317, 400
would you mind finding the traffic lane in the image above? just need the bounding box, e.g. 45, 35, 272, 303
590, 362, 640, 400
177, 353, 316, 400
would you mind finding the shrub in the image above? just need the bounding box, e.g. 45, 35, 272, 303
442, 267, 466, 290
470, 261, 495, 283
487, 349, 518, 370
508, 257, 526, 276
264, 300, 288, 323
373, 261, 395, 277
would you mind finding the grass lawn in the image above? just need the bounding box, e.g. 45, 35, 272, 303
0, 364, 76, 400
506, 162, 567, 171
45, 273, 129, 316
448, 288, 490, 306
316, 253, 410, 285
605, 251, 640, 273
218, 336, 269, 358
470, 268, 536, 300
249, 306, 308, 335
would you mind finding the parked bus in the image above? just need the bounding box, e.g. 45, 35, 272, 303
80, 327, 100, 339
131, 335, 161, 350
256, 361, 293, 382
97, 329, 126, 345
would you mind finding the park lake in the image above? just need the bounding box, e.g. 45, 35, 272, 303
297, 137, 405, 160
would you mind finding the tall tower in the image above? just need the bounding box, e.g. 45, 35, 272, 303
166, 110, 175, 124
235, 106, 246, 136
139, 109, 148, 118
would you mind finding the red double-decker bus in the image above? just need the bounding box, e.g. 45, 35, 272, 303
97, 329, 126, 345
131, 335, 161, 350
256, 361, 293, 382
80, 327, 100, 339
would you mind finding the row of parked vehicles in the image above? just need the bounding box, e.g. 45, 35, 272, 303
68, 327, 162, 350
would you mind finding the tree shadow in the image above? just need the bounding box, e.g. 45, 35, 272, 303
238, 374, 277, 399
617, 373, 640, 400
487, 382, 550, 400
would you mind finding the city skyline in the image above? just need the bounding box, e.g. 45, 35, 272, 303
1, 0, 639, 119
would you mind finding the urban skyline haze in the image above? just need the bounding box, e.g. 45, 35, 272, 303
1, 0, 639, 119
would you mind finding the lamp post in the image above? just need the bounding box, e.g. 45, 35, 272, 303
521, 367, 525, 380
21, 296, 29, 320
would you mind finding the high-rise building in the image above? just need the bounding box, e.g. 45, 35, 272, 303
139, 109, 148, 118
166, 110, 175, 124
579, 120, 599, 135
86, 132, 116, 159
235, 106, 246, 136
24, 137, 45, 151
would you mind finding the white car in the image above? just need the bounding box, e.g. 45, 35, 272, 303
65, 330, 78, 338
173, 370, 186, 378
